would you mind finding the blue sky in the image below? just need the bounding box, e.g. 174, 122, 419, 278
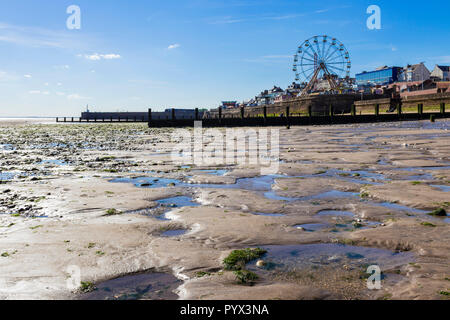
0, 0, 449, 116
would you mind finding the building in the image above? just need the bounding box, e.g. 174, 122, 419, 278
221, 101, 238, 109
400, 63, 430, 82
387, 79, 450, 97
253, 86, 284, 106
430, 65, 450, 81
356, 66, 403, 89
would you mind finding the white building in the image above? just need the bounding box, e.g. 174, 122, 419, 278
399, 63, 430, 82
430, 65, 450, 81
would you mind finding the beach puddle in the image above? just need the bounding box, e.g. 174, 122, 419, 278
0, 144, 15, 151
110, 177, 183, 188
39, 159, 69, 166
430, 185, 450, 192
317, 210, 355, 217
125, 196, 199, 220
250, 244, 414, 273
80, 272, 181, 300
0, 172, 15, 182
295, 223, 329, 232
252, 212, 285, 217
195, 169, 229, 176
374, 202, 428, 214
157, 196, 200, 208
161, 229, 187, 237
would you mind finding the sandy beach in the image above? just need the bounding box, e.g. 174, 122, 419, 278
0, 119, 448, 300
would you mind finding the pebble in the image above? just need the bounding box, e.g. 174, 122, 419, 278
256, 260, 266, 268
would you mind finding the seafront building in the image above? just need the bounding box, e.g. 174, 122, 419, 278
431, 65, 450, 81
355, 66, 403, 90
399, 63, 431, 82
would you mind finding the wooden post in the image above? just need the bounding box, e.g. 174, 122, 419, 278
118, 116, 120, 122
263, 106, 267, 125
172, 108, 176, 120
56, 118, 59, 123
218, 107, 222, 123
329, 104, 334, 117
63, 117, 66, 123
418, 103, 423, 115
79, 117, 82, 123
286, 106, 290, 129
375, 104, 380, 116
351, 104, 356, 116
195, 108, 199, 121
440, 102, 445, 114
308, 105, 312, 118
240, 107, 244, 119
397, 102, 402, 116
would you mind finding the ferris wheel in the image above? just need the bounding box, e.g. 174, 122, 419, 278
293, 35, 351, 94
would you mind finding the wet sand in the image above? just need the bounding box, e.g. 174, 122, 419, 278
0, 119, 449, 300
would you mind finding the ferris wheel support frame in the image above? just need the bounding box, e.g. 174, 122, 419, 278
294, 35, 351, 96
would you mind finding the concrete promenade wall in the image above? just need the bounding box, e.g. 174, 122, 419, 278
206, 94, 386, 118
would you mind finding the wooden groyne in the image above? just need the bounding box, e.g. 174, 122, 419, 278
56, 101, 449, 128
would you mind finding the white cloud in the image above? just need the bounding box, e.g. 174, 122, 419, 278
168, 44, 180, 50
67, 93, 91, 100
79, 53, 121, 61
24, 74, 32, 78
29, 90, 50, 95
0, 22, 88, 49
53, 65, 70, 70
434, 56, 450, 64
0, 70, 19, 82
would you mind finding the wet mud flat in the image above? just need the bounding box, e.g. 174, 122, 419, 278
0, 119, 449, 300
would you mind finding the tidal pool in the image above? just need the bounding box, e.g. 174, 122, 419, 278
161, 229, 187, 237
250, 243, 414, 272
157, 196, 200, 208
317, 210, 355, 218
81, 272, 181, 300
39, 159, 69, 166
430, 185, 450, 192
252, 212, 286, 217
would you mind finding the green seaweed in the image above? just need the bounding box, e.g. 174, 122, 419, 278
223, 248, 267, 271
